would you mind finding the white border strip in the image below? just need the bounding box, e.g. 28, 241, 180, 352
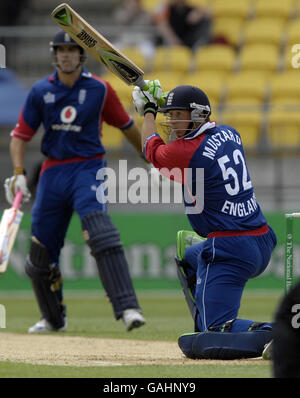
202, 237, 216, 331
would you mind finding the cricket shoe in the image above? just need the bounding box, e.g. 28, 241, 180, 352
28, 318, 67, 333
262, 340, 273, 360
122, 309, 146, 331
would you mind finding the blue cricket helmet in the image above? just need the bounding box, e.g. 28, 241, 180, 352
159, 85, 211, 122
50, 30, 85, 55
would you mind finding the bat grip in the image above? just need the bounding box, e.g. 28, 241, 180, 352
134, 76, 148, 90
13, 190, 23, 210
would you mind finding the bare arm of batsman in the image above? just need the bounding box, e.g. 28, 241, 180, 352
122, 123, 144, 157
4, 137, 31, 205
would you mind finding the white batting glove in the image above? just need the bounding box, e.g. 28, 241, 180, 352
4, 170, 31, 205
132, 80, 162, 116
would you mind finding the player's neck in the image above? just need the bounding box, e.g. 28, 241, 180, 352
57, 67, 82, 87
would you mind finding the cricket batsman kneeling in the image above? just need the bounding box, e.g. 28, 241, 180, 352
132, 81, 277, 359
3, 31, 146, 333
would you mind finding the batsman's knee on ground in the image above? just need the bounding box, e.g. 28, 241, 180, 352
178, 330, 272, 360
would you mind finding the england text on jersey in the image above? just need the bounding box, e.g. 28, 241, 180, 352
221, 193, 258, 217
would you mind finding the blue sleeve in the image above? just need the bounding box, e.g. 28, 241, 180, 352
22, 85, 43, 131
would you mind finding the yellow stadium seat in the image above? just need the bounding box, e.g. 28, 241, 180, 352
181, 72, 226, 106
195, 45, 237, 74
243, 18, 285, 47
101, 125, 125, 149
221, 110, 262, 148
284, 19, 300, 48
225, 71, 268, 105
267, 110, 300, 148
212, 17, 243, 47
121, 47, 147, 72
146, 71, 183, 92
212, 0, 253, 20
269, 71, 300, 104
254, 0, 296, 21
238, 44, 280, 73
103, 75, 133, 106
141, 0, 162, 12
151, 45, 193, 73
187, 0, 211, 6
143, 0, 212, 12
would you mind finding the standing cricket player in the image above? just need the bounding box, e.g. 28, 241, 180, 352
132, 81, 277, 359
4, 31, 146, 333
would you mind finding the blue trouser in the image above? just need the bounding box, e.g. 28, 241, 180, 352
30, 158, 141, 320
31, 159, 106, 264
184, 226, 277, 332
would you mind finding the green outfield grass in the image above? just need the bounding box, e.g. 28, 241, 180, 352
0, 289, 283, 378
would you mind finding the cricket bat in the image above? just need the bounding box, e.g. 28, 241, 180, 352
51, 3, 148, 89
0, 190, 23, 274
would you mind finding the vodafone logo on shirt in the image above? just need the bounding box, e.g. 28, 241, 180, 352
51, 106, 82, 132
60, 106, 77, 123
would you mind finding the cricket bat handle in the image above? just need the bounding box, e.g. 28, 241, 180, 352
13, 190, 23, 210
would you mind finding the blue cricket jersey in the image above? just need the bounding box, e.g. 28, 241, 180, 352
11, 68, 133, 160
144, 121, 267, 237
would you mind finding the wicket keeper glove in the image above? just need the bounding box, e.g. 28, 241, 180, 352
4, 168, 31, 205
132, 79, 162, 117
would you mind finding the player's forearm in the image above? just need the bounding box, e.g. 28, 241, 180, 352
10, 137, 28, 172
122, 122, 143, 155
142, 113, 157, 147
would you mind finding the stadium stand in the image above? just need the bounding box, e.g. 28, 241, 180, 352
89, 0, 300, 151
151, 45, 193, 73
242, 18, 285, 48
224, 71, 268, 107
145, 70, 183, 91
221, 109, 263, 149
120, 46, 148, 73
195, 45, 237, 74
270, 71, 300, 104
182, 72, 226, 108
253, 0, 297, 21
2, 0, 300, 153
211, 17, 243, 48
284, 18, 300, 48
211, 0, 254, 21
267, 110, 300, 149
238, 44, 280, 74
